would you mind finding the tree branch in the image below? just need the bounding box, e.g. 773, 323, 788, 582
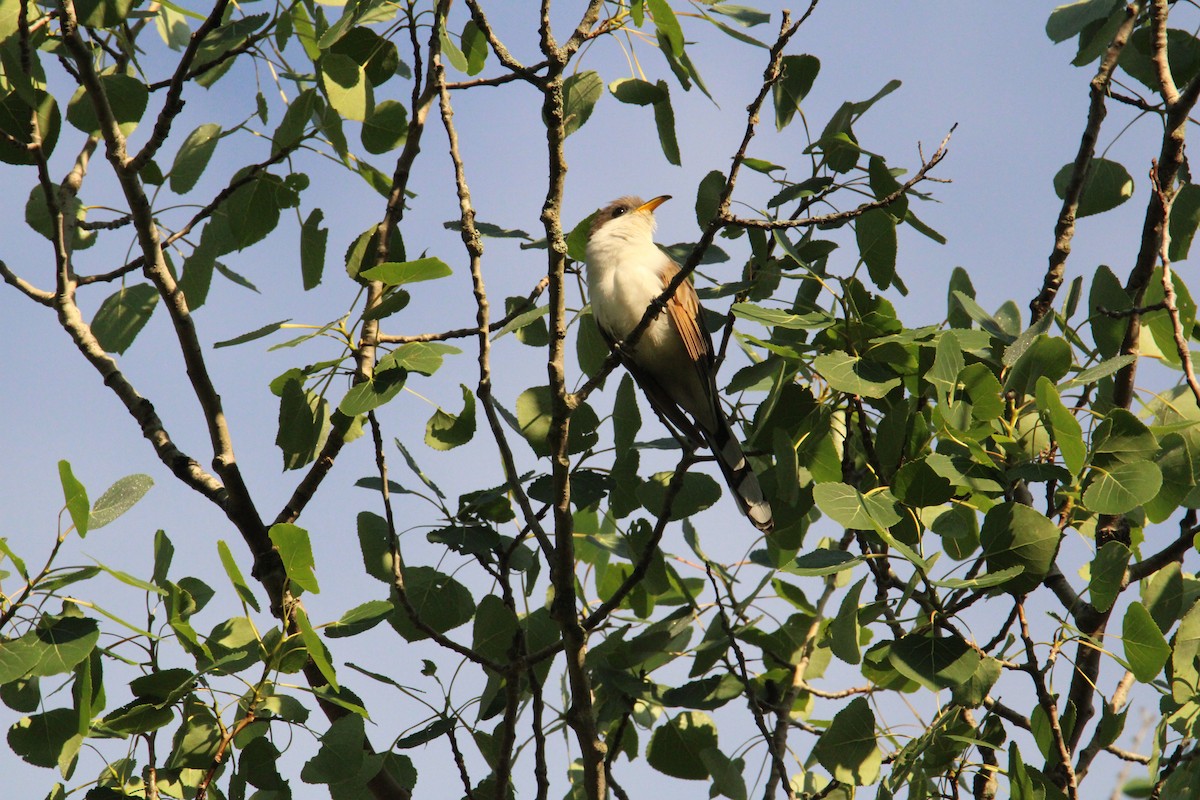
1030, 2, 1138, 323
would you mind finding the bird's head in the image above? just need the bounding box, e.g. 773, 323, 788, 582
588, 195, 671, 245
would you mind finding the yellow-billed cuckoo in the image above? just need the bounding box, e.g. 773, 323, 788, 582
585, 195, 773, 533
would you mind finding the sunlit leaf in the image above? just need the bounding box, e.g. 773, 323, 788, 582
813, 697, 882, 785
1122, 601, 1169, 683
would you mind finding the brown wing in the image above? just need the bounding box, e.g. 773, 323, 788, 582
661, 260, 723, 429
661, 260, 713, 367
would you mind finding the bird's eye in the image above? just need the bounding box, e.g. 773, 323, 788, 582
611, 206, 627, 218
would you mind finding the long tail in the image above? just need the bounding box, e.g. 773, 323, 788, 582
703, 417, 773, 533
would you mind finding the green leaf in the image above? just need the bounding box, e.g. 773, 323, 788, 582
169, 123, 221, 194
1088, 265, 1129, 358
361, 99, 408, 154
1046, 0, 1122, 42
564, 71, 603, 137
951, 656, 1002, 708
300, 208, 328, 290
637, 471, 722, 520
425, 384, 476, 451
1052, 158, 1133, 218
66, 74, 148, 137
382, 342, 460, 375
647, 0, 684, 56
813, 697, 882, 785
889, 633, 981, 692
700, 747, 747, 800
1004, 335, 1073, 398
337, 367, 407, 416
493, 301, 549, 344
92, 284, 158, 354
1089, 541, 1130, 613
1035, 376, 1086, 475
652, 81, 681, 166
695, 169, 724, 227
0, 90, 61, 166
575, 311, 610, 378
1169, 183, 1200, 261
8, 709, 82, 773
930, 566, 1025, 589
868, 155, 908, 217
393, 716, 455, 749
74, 0, 135, 27
326, 599, 394, 639
1091, 408, 1159, 460
276, 378, 329, 470
357, 512, 394, 584
217, 540, 260, 612
813, 482, 901, 529
390, 566, 476, 642
1120, 27, 1200, 92
273, 88, 318, 155
732, 302, 833, 330
89, 473, 153, 529
567, 210, 598, 262
830, 577, 866, 664
647, 712, 718, 780
789, 549, 862, 576
609, 76, 665, 103
328, 25, 401, 85
207, 169, 298, 254
892, 457, 954, 507
515, 386, 600, 457
773, 54, 819, 130
359, 257, 452, 286
269, 523, 319, 594
295, 607, 337, 691
980, 503, 1060, 593
58, 461, 89, 537
320, 53, 371, 122
460, 19, 488, 76
1083, 460, 1163, 514
213, 319, 290, 348
1171, 598, 1200, 703
439, 26, 469, 72
472, 595, 519, 664
1122, 601, 1170, 683
23, 614, 100, 678
813, 351, 900, 398
363, 290, 411, 322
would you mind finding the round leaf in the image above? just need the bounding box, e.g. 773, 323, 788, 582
389, 566, 476, 642
361, 99, 408, 154
0, 90, 60, 165
1122, 601, 1170, 683
980, 502, 1060, 593
66, 73, 148, 137
646, 712, 718, 780
515, 386, 599, 457
812, 697, 882, 786
1083, 460, 1163, 514
637, 471, 721, 520
320, 54, 371, 122
1052, 158, 1133, 218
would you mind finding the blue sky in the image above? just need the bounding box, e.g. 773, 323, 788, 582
0, 2, 1190, 797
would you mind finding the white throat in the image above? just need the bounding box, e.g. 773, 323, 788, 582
585, 211, 671, 343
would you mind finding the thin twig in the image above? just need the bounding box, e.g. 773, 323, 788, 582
1017, 602, 1079, 800
1149, 159, 1200, 407
378, 277, 548, 344
1030, 2, 1139, 323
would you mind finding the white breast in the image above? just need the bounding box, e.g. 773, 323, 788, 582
585, 227, 676, 354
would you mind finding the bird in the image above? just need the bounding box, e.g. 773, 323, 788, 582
585, 195, 774, 533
